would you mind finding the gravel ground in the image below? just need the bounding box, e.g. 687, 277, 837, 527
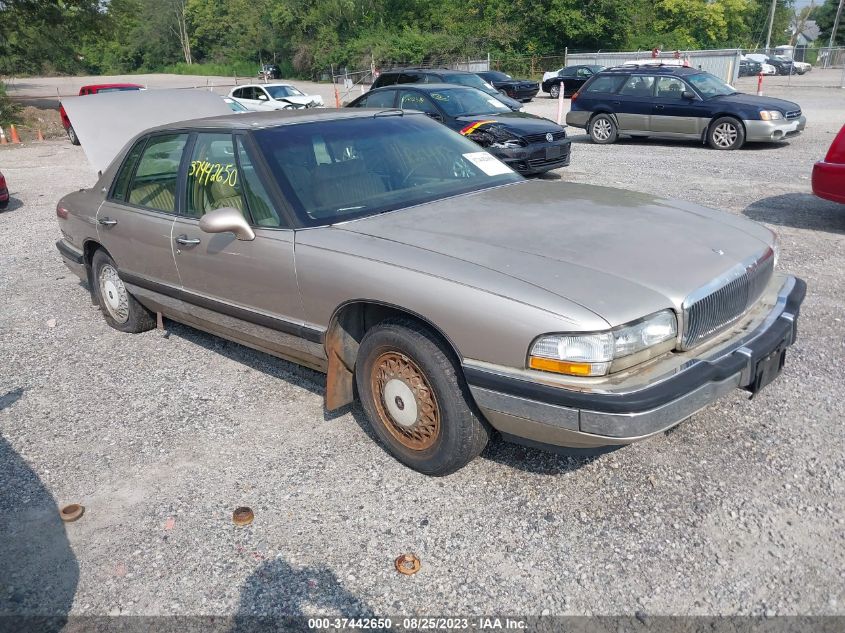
0, 77, 844, 620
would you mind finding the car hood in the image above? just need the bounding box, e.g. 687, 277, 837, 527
455, 112, 564, 135
708, 93, 801, 112
275, 95, 321, 106
338, 181, 774, 326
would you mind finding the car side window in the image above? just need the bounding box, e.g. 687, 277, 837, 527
398, 91, 438, 115
398, 72, 421, 84
232, 88, 243, 98
111, 138, 147, 202
585, 75, 627, 94
655, 77, 687, 99
619, 75, 655, 97
126, 133, 188, 213
184, 133, 246, 219
576, 67, 592, 78
359, 90, 396, 108
235, 138, 285, 228
559, 68, 576, 77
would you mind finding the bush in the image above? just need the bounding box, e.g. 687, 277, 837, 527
0, 82, 22, 127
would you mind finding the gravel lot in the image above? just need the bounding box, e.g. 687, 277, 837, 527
1, 74, 844, 620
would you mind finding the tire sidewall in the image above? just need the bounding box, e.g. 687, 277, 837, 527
356, 324, 485, 475
708, 117, 745, 150
589, 114, 618, 144
549, 84, 560, 99
67, 126, 79, 145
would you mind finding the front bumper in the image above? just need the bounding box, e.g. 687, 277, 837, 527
493, 139, 572, 175
464, 276, 806, 448
744, 115, 806, 142
812, 160, 845, 204
505, 87, 540, 101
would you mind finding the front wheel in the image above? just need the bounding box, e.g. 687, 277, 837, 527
355, 320, 490, 476
91, 249, 155, 333
589, 113, 618, 144
708, 117, 745, 150
67, 125, 80, 146
549, 84, 561, 99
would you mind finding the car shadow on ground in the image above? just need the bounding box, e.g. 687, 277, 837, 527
1, 197, 23, 212
566, 133, 793, 152
231, 556, 374, 631
744, 192, 845, 234
155, 320, 610, 475
0, 403, 79, 631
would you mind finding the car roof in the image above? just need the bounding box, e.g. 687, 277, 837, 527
381, 67, 475, 76
370, 83, 484, 94
82, 83, 144, 90
239, 83, 295, 88
601, 65, 703, 76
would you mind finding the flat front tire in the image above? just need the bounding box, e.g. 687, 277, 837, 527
708, 117, 745, 150
355, 320, 489, 476
91, 249, 155, 333
589, 114, 618, 144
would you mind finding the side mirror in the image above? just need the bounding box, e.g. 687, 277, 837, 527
426, 111, 443, 122
682, 90, 696, 100
199, 207, 255, 241
257, 94, 268, 101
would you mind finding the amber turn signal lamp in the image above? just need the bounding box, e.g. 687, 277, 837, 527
529, 356, 593, 376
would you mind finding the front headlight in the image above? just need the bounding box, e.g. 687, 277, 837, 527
529, 310, 678, 377
759, 110, 783, 121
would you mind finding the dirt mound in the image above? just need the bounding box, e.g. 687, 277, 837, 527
12, 106, 66, 141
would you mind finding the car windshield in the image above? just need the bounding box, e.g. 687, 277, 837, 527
686, 73, 737, 98
267, 85, 304, 99
427, 88, 512, 117
446, 74, 496, 92
485, 71, 512, 81
254, 115, 521, 226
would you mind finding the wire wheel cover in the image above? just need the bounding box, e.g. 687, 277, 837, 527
371, 351, 441, 451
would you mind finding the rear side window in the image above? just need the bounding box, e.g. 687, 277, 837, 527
127, 133, 188, 213
398, 72, 422, 84
373, 73, 398, 88
111, 138, 147, 202
619, 75, 655, 97
584, 75, 626, 94
236, 138, 284, 228
355, 91, 396, 108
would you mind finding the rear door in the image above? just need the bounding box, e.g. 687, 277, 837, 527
96, 133, 185, 289
650, 76, 708, 136
615, 75, 655, 132
169, 132, 312, 356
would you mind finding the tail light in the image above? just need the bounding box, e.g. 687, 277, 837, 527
56, 204, 69, 219
571, 91, 580, 101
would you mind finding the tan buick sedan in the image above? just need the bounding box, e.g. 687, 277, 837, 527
56, 106, 805, 475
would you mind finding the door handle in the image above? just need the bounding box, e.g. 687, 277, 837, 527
654, 105, 665, 110
612, 100, 622, 106
175, 235, 201, 245
98, 217, 118, 226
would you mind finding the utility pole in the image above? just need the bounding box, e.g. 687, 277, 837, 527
829, 0, 844, 48
765, 0, 778, 51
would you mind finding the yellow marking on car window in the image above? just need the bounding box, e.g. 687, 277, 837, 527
188, 161, 237, 187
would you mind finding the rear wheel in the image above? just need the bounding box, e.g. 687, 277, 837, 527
589, 113, 618, 144
708, 117, 745, 150
549, 84, 561, 99
67, 125, 80, 146
355, 320, 489, 475
91, 249, 155, 333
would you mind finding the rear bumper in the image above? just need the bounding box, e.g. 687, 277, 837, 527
565, 110, 591, 129
506, 87, 540, 101
464, 276, 806, 448
744, 115, 806, 142
812, 160, 845, 204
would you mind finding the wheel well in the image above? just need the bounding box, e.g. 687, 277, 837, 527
82, 240, 107, 304
704, 114, 745, 142
323, 301, 461, 411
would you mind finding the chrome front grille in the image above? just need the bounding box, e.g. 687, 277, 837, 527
681, 249, 775, 349
785, 109, 802, 119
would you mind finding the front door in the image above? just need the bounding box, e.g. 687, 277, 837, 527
96, 132, 186, 289
170, 132, 313, 358
650, 76, 707, 136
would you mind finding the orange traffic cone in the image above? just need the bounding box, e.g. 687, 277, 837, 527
36, 129, 44, 141
9, 124, 21, 144
0, 126, 7, 145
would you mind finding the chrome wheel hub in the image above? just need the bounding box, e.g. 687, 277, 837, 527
383, 379, 418, 428
593, 119, 611, 141
98, 264, 129, 324
713, 123, 738, 148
